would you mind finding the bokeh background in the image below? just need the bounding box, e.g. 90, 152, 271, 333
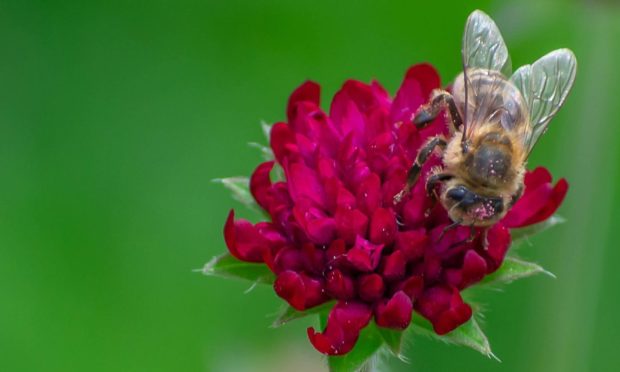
1, 0, 618, 371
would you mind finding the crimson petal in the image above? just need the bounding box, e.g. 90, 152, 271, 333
390, 63, 441, 125
274, 270, 327, 311
287, 81, 320, 123
250, 161, 274, 210
346, 236, 384, 272
503, 167, 568, 228
375, 291, 413, 329
307, 301, 372, 355
224, 210, 265, 262
416, 285, 472, 335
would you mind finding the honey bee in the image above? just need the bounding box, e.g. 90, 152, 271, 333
395, 10, 576, 228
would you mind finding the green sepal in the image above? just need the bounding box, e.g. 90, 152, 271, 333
271, 302, 335, 328
411, 315, 498, 361
377, 327, 406, 360
511, 214, 565, 245
480, 256, 555, 286
212, 177, 260, 214
201, 253, 275, 285
248, 142, 274, 161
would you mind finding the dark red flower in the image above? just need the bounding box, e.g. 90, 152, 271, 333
223, 64, 568, 355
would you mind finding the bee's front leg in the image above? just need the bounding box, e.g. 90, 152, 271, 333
394, 136, 447, 204
426, 171, 453, 199
481, 228, 489, 250
414, 89, 463, 134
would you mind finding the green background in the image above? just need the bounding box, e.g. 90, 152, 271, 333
1, 0, 618, 371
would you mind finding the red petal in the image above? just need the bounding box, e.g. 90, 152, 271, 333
445, 249, 488, 289
302, 243, 326, 274
287, 81, 320, 123
273, 247, 304, 274
525, 166, 553, 187
375, 291, 413, 329
335, 208, 368, 244
306, 217, 337, 245
529, 178, 568, 223
461, 250, 487, 284
331, 80, 378, 118
274, 270, 306, 310
303, 274, 329, 309
396, 275, 424, 301
307, 327, 346, 355
326, 239, 347, 261
250, 161, 274, 210
390, 63, 441, 124
287, 162, 327, 209
434, 304, 472, 335
292, 201, 332, 243
270, 122, 296, 164
307, 301, 372, 355
357, 273, 385, 302
317, 157, 338, 180
326, 269, 356, 300
371, 80, 392, 108
381, 250, 407, 281
295, 132, 318, 164
223, 210, 265, 262
274, 270, 327, 311
369, 207, 398, 245
416, 285, 472, 335
356, 173, 382, 216
503, 167, 568, 227
395, 230, 428, 260
330, 89, 366, 145
401, 179, 436, 227
336, 185, 357, 211
482, 223, 511, 273
346, 236, 384, 272
429, 223, 472, 254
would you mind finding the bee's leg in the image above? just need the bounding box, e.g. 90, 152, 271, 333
481, 228, 489, 250
426, 172, 453, 198
413, 89, 463, 134
508, 183, 525, 208
467, 225, 477, 242
394, 136, 447, 203
441, 224, 478, 252
437, 220, 462, 242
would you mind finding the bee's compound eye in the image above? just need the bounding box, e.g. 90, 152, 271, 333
447, 186, 467, 202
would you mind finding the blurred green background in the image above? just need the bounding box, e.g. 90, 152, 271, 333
1, 0, 618, 371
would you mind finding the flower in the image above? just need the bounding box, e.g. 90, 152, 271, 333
223, 64, 568, 355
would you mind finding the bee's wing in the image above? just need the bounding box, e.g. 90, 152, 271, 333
511, 49, 577, 154
460, 10, 512, 135
462, 10, 512, 77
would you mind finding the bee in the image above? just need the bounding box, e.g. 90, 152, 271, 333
395, 10, 576, 228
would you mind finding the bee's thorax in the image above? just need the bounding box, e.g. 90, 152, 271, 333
465, 132, 513, 186
443, 129, 524, 198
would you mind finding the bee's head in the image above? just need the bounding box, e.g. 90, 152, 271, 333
440, 183, 507, 227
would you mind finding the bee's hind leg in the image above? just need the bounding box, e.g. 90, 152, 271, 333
394, 136, 447, 204
414, 89, 463, 134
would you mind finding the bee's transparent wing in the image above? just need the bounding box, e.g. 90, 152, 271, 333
511, 49, 577, 153
462, 10, 511, 76
460, 10, 512, 136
